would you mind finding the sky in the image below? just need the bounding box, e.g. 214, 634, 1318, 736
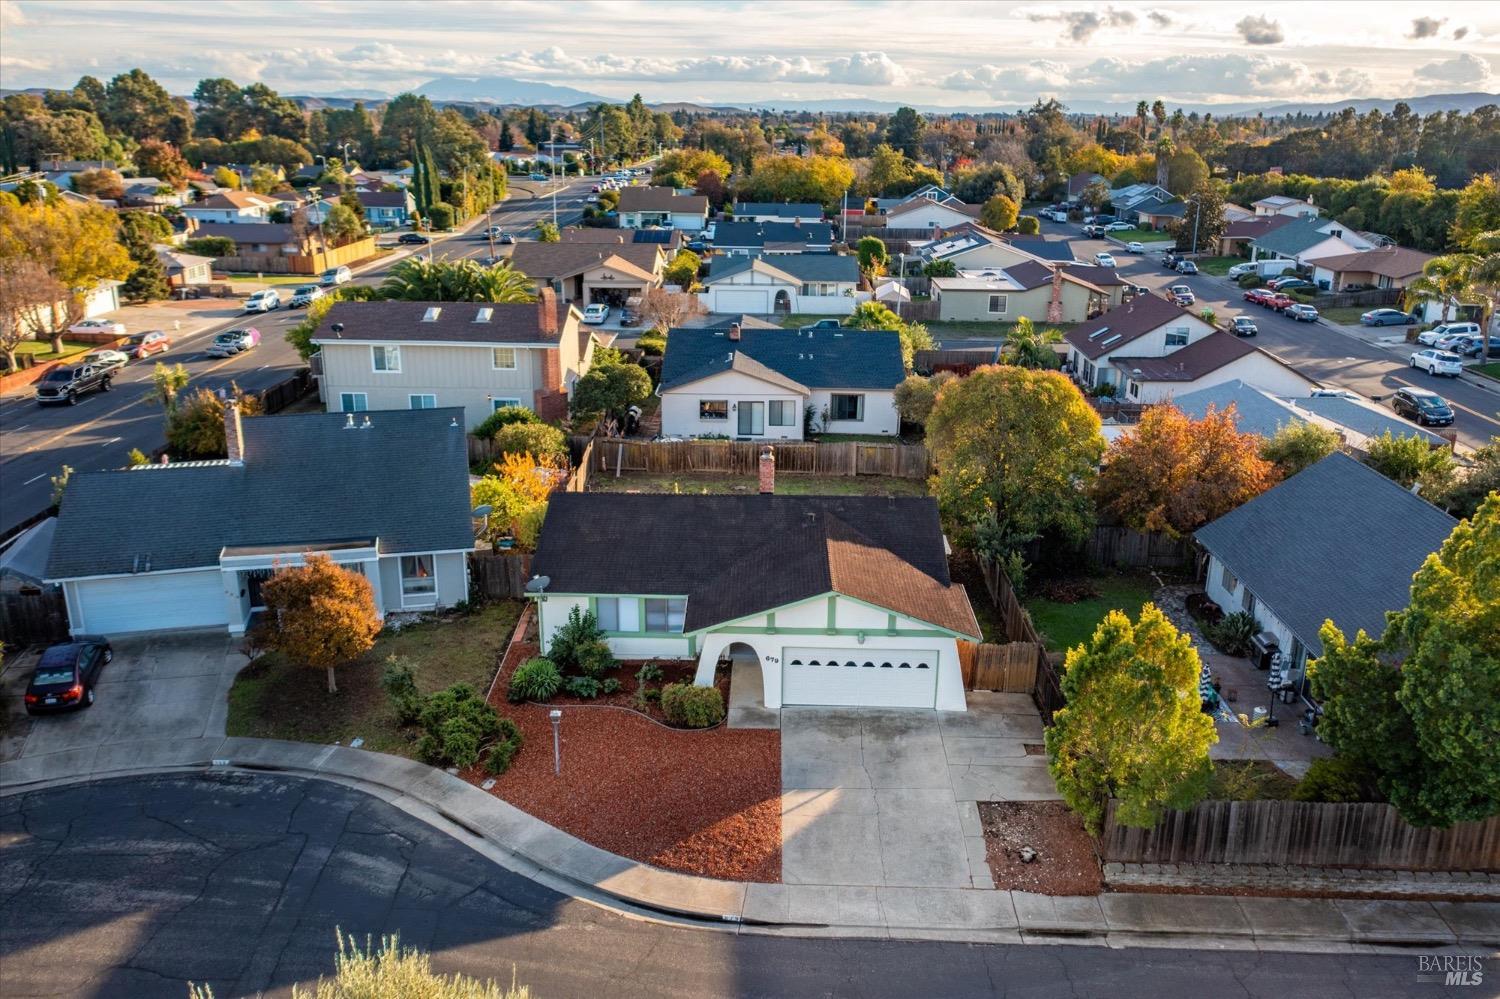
1, 0, 1496, 109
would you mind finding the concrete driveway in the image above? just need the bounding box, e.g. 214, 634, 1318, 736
8, 632, 245, 763
780, 692, 1058, 890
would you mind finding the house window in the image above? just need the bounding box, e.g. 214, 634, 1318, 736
830, 394, 864, 421
400, 555, 437, 603
372, 345, 401, 372
699, 399, 729, 421
340, 392, 367, 412
769, 400, 796, 426
1165, 327, 1189, 347
409, 394, 436, 409
1220, 565, 1237, 593
1128, 381, 1139, 398
1242, 588, 1256, 615
644, 597, 686, 633
492, 398, 522, 411
595, 597, 640, 633
492, 347, 517, 370
988, 294, 1008, 315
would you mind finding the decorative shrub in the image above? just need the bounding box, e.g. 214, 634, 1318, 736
547, 606, 604, 671
1205, 610, 1259, 657
575, 638, 615, 679
472, 404, 539, 440
415, 684, 500, 768
508, 657, 562, 702
1292, 756, 1381, 803
660, 682, 725, 728
1236, 273, 1262, 288
380, 655, 421, 724
496, 422, 567, 461
484, 717, 525, 775
635, 662, 664, 684
601, 677, 622, 695
637, 331, 666, 355
564, 675, 600, 699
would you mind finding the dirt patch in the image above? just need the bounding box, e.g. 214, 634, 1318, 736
1022, 743, 1046, 756
979, 800, 1103, 896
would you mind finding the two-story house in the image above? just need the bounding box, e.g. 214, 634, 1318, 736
358, 190, 416, 227
1063, 293, 1216, 394
1249, 216, 1376, 268
617, 187, 709, 231
311, 291, 595, 429
180, 190, 283, 225
732, 202, 825, 223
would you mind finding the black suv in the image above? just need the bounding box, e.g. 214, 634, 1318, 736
398, 232, 431, 245
24, 636, 112, 714
1391, 387, 1454, 427
34, 363, 113, 406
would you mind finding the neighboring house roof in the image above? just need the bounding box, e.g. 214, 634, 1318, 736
659, 325, 903, 392
617, 186, 709, 215
191, 190, 280, 211
0, 517, 56, 587
1067, 172, 1106, 196
1064, 293, 1196, 360
1286, 394, 1444, 447
1194, 452, 1455, 656
1167, 380, 1306, 438
312, 300, 571, 346
1254, 195, 1312, 210
531, 494, 981, 638
702, 313, 783, 330
1135, 198, 1186, 219
561, 227, 681, 247
46, 409, 475, 580
1005, 238, 1075, 262
996, 259, 1055, 289
1060, 263, 1127, 287
192, 222, 301, 245
508, 242, 662, 281
153, 245, 215, 272
356, 191, 412, 208
1251, 216, 1339, 258
733, 202, 823, 218
1224, 214, 1296, 240
1111, 331, 1258, 382
712, 220, 833, 249
886, 198, 979, 220
705, 254, 859, 285
1309, 245, 1435, 280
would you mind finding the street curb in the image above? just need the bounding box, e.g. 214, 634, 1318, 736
4, 740, 1496, 953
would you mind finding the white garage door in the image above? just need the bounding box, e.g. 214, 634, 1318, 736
782, 646, 938, 708
714, 289, 771, 314
74, 570, 228, 635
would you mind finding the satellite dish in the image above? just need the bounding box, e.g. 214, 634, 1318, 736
525, 575, 551, 593
471, 505, 493, 518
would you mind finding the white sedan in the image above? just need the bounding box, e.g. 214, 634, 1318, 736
68, 318, 126, 336
1094, 252, 1117, 267
1410, 348, 1463, 377
582, 303, 610, 325
1125, 241, 1145, 253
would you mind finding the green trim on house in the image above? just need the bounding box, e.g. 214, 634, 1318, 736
767, 612, 776, 634
826, 595, 837, 632
887, 613, 898, 635
679, 589, 981, 642
689, 634, 697, 656
708, 625, 954, 638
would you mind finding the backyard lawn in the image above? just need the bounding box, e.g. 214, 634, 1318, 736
226, 601, 522, 755
1192, 256, 1243, 276
1024, 572, 1158, 652
588, 472, 928, 496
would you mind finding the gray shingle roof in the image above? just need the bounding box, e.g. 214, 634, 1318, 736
705, 254, 859, 284
312, 300, 569, 345
1288, 395, 1445, 447
1251, 217, 1335, 257
659, 326, 904, 392
46, 409, 475, 579
712, 220, 833, 249
734, 202, 824, 218
1194, 452, 1455, 656
1168, 380, 1305, 438
617, 187, 709, 214
531, 494, 980, 637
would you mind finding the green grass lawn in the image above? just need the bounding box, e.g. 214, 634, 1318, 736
1024, 572, 1159, 652
221, 273, 317, 286
1474, 362, 1500, 382
14, 339, 93, 360
1316, 306, 1374, 326
1192, 256, 1244, 276
1107, 228, 1173, 242
588, 472, 928, 496
226, 601, 521, 756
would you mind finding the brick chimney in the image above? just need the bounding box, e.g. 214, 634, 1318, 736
224, 400, 245, 466
728, 322, 741, 341
758, 445, 775, 494
537, 286, 559, 337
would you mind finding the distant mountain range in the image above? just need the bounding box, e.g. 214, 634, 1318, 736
414, 75, 610, 107
743, 92, 1499, 117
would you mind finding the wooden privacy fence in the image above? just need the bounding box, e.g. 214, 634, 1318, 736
591, 438, 932, 479
957, 639, 1040, 693
469, 551, 529, 600
256, 367, 312, 415
1079, 525, 1194, 570
0, 589, 70, 647
975, 554, 1063, 723
1100, 798, 1500, 872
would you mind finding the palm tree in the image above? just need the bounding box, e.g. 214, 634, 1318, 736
1004, 316, 1064, 369
379, 258, 536, 303
1406, 231, 1500, 365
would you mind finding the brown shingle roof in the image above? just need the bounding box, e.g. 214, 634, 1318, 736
617, 186, 709, 214
1064, 294, 1196, 360
194, 190, 280, 210
310, 300, 572, 345
1110, 331, 1257, 381
508, 242, 662, 281
1309, 245, 1435, 280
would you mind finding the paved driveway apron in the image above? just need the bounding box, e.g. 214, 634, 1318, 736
780, 693, 1056, 890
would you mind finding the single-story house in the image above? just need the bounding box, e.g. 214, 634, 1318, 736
699, 255, 862, 315
1112, 330, 1319, 403
931, 260, 1122, 324
560, 227, 685, 251
1215, 214, 1295, 257
529, 491, 982, 711
1109, 183, 1172, 218
733, 202, 824, 223
1196, 452, 1454, 670
180, 190, 282, 224
311, 292, 593, 427
872, 184, 956, 213
119, 177, 189, 208
1064, 293, 1217, 394
1253, 195, 1319, 219
1067, 172, 1106, 198
658, 323, 903, 439
1131, 197, 1186, 231
154, 245, 215, 288
1250, 216, 1375, 267
884, 197, 980, 231
358, 189, 416, 226
617, 187, 709, 231
1309, 245, 1435, 293
46, 407, 475, 637
507, 242, 664, 307
189, 222, 312, 266
712, 220, 833, 255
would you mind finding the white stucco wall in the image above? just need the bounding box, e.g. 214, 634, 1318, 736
808, 388, 900, 436
660, 369, 807, 440
1132, 351, 1318, 404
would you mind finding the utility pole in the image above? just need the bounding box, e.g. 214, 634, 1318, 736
550, 125, 558, 229
1190, 194, 1202, 256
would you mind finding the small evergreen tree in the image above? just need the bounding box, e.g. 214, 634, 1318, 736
121, 241, 169, 303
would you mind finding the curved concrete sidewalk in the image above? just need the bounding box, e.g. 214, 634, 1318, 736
3, 735, 1496, 953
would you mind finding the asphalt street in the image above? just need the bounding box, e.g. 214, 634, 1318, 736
0, 773, 1456, 999
0, 177, 590, 536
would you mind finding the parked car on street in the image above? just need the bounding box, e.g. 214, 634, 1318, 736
67, 318, 126, 337
1391, 386, 1454, 426
243, 289, 281, 313
1453, 334, 1500, 358
397, 232, 431, 245
23, 637, 112, 715
1243, 288, 1273, 305
34, 362, 112, 405
1435, 331, 1478, 351
529, 172, 549, 181
80, 349, 129, 374
205, 327, 261, 357
582, 303, 610, 325
119, 330, 171, 359
1094, 252, 1117, 267
1417, 321, 1480, 346
1264, 293, 1295, 312
1285, 303, 1320, 322
319, 265, 352, 286
289, 285, 325, 308
1409, 348, 1463, 376
1360, 308, 1416, 327
499, 232, 515, 244
1230, 316, 1258, 337
1124, 241, 1145, 253
1266, 276, 1310, 291
1168, 284, 1194, 305
1226, 262, 1259, 278
1102, 221, 1133, 232
1175, 260, 1199, 275
800, 319, 843, 332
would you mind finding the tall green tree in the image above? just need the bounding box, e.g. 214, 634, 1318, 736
1406, 231, 1500, 364
1260, 420, 1341, 477
1046, 603, 1218, 834
101, 69, 191, 144
120, 240, 169, 303
1363, 431, 1457, 495
884, 106, 925, 159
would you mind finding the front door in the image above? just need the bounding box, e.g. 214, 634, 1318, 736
738, 401, 764, 436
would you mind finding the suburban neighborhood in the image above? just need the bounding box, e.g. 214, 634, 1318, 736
0, 4, 1497, 997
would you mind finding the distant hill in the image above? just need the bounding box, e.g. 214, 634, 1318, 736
414, 75, 609, 106
1247, 92, 1499, 117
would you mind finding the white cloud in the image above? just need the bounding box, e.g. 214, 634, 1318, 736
942, 61, 1070, 92
493, 46, 909, 87
1235, 15, 1284, 45
0, 54, 51, 74
1147, 10, 1172, 28
1026, 6, 1137, 42
1408, 17, 1446, 39
0, 0, 25, 28
826, 52, 907, 86
1415, 53, 1493, 86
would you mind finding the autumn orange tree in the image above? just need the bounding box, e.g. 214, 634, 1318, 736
1095, 404, 1278, 538
259, 554, 381, 694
